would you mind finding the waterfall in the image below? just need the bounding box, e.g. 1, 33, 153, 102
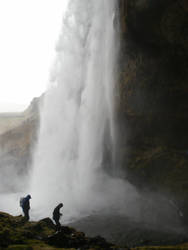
31, 0, 135, 221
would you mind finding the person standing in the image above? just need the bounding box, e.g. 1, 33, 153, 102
53, 203, 63, 231
20, 194, 31, 221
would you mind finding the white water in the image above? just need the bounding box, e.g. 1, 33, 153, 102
30, 0, 139, 222
0, 1, 183, 231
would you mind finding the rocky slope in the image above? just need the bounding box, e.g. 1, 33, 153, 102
1, 211, 188, 250
117, 0, 188, 219
0, 212, 121, 250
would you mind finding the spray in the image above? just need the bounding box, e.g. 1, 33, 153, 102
30, 0, 131, 221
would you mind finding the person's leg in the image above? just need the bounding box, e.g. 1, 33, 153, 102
23, 208, 29, 221
26, 209, 30, 221
54, 217, 61, 231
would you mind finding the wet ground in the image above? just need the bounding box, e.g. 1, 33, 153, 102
68, 213, 188, 248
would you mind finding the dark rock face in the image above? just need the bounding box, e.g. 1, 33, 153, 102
117, 0, 188, 216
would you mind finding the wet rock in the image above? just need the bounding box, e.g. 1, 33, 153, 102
31, 217, 55, 231
0, 212, 118, 249
0, 229, 11, 248
45, 226, 114, 249
117, 0, 188, 212
45, 226, 85, 248
88, 235, 114, 248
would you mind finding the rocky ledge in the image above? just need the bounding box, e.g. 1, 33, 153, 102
0, 212, 123, 250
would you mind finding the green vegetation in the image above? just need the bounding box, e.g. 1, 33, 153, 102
0, 212, 119, 250
132, 244, 188, 250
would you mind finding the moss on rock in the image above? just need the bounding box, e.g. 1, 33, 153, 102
0, 212, 118, 250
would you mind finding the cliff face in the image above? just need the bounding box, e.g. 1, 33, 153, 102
0, 97, 40, 192
117, 0, 188, 213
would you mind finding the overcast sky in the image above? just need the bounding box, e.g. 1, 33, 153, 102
0, 0, 69, 112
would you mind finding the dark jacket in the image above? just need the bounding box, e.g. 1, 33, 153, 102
22, 196, 31, 210
53, 204, 62, 220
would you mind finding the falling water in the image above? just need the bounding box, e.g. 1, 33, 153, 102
30, 0, 137, 221
0, 1, 183, 236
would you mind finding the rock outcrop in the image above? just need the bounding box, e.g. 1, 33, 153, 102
0, 212, 119, 250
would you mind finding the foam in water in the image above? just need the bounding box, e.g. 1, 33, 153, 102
29, 0, 138, 221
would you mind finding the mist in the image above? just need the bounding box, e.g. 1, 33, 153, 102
0, 0, 185, 242
29, 0, 120, 220
0, 154, 29, 215
28, 0, 184, 234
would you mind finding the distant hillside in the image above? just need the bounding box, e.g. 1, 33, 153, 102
0, 97, 40, 135
0, 96, 41, 192
0, 113, 25, 135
